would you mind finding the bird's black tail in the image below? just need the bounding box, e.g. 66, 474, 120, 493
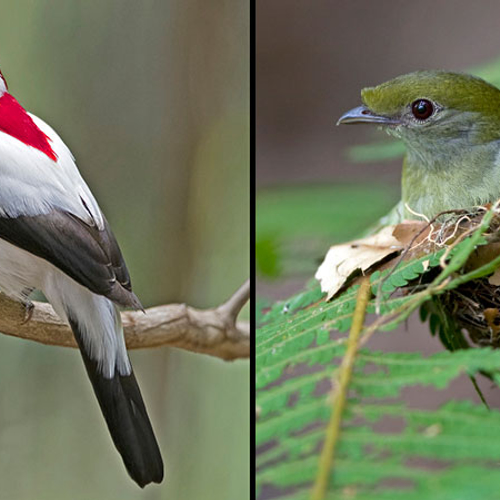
68, 316, 164, 487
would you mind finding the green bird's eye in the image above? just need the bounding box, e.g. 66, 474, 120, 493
411, 99, 434, 120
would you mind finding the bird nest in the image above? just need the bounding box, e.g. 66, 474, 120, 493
398, 206, 500, 348
316, 203, 500, 348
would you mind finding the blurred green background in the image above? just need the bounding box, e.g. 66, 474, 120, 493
0, 2, 248, 499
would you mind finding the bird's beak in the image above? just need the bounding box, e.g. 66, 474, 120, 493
336, 106, 399, 126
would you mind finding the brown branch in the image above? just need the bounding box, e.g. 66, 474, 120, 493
0, 280, 250, 361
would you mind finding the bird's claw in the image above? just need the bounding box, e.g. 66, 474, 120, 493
21, 300, 34, 324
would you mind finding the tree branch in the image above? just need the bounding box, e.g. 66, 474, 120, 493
0, 280, 250, 361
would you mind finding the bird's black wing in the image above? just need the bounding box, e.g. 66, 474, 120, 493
0, 209, 141, 309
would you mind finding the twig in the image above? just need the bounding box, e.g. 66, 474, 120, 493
438, 222, 480, 270
0, 281, 250, 361
376, 208, 468, 313
310, 276, 371, 500
216, 279, 250, 322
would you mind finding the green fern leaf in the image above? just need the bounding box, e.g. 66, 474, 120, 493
257, 211, 500, 499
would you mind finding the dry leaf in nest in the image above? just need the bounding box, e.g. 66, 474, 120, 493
489, 269, 500, 286
315, 222, 428, 300
484, 308, 500, 336
441, 279, 500, 347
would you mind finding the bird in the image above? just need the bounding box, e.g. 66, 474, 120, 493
337, 70, 500, 221
337, 71, 500, 350
0, 69, 163, 486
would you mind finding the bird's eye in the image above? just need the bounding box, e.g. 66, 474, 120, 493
411, 99, 434, 120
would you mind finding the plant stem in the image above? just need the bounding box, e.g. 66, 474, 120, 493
310, 276, 371, 500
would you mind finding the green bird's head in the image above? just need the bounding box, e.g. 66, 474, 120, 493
338, 71, 500, 219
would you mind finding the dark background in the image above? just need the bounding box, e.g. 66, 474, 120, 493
0, 2, 248, 499
257, 1, 500, 409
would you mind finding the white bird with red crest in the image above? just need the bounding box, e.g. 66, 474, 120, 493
0, 69, 163, 487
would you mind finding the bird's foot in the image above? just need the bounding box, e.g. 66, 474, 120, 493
21, 300, 34, 324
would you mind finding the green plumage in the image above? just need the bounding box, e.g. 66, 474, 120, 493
361, 71, 500, 119
339, 71, 500, 219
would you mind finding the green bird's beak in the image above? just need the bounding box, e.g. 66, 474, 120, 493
336, 106, 399, 126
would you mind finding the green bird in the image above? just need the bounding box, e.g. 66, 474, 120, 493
338, 71, 500, 221
338, 71, 500, 351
